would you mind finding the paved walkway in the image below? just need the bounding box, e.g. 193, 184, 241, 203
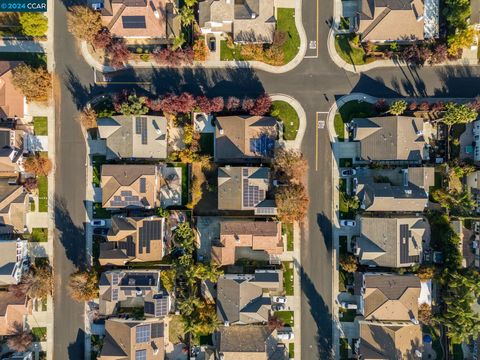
80, 0, 307, 74
0, 39, 47, 52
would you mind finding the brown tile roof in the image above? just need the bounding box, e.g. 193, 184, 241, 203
215, 115, 277, 161
101, 164, 159, 209
212, 221, 283, 266
0, 290, 30, 336
217, 325, 272, 359
0, 62, 24, 119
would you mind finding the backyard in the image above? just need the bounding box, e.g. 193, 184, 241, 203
30, 228, 48, 242
33, 116, 48, 136
283, 261, 294, 296
282, 223, 294, 251
334, 100, 376, 141
168, 315, 185, 344
271, 100, 299, 141
37, 176, 48, 212
334, 34, 370, 65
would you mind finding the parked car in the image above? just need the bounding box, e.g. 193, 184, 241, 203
91, 220, 106, 227
352, 177, 358, 194
272, 296, 287, 304
93, 227, 109, 236
341, 302, 358, 310
277, 331, 294, 340
272, 304, 286, 311
340, 220, 356, 227
341, 169, 356, 177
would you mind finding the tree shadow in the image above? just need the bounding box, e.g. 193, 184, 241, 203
67, 328, 86, 360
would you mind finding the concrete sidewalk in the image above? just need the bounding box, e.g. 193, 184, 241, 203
0, 39, 47, 53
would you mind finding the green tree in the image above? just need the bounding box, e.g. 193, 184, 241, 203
443, 0, 471, 31
160, 269, 176, 293
431, 188, 475, 216
443, 102, 478, 126
448, 27, 475, 56
344, 195, 360, 211
118, 94, 149, 116
180, 6, 195, 26
172, 33, 186, 50
184, 0, 198, 7
19, 13, 48, 37
173, 222, 196, 253
339, 254, 357, 273
388, 100, 408, 115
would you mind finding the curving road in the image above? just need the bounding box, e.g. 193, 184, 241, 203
51, 0, 480, 358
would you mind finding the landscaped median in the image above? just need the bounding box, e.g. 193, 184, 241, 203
271, 101, 300, 141
333, 100, 376, 141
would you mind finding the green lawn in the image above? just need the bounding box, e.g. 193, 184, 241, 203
274, 310, 294, 327
93, 203, 111, 219
37, 176, 48, 212
335, 100, 376, 142
199, 133, 214, 156
220, 40, 245, 61
92, 155, 106, 187
33, 117, 48, 136
32, 327, 47, 342
283, 223, 294, 251
271, 100, 299, 140
334, 34, 368, 65
283, 261, 294, 296
277, 8, 300, 64
289, 343, 294, 359
30, 228, 48, 242
340, 338, 349, 359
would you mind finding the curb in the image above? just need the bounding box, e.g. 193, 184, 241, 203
80, 0, 308, 74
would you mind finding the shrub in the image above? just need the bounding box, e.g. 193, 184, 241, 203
374, 99, 389, 113
19, 13, 48, 37
67, 6, 102, 43
351, 34, 361, 46
115, 93, 149, 116
23, 178, 38, 192
107, 40, 130, 69
429, 43, 448, 64
418, 102, 430, 111
12, 65, 51, 103
408, 102, 418, 111
242, 98, 255, 112
24, 154, 52, 177
226, 96, 241, 111
193, 38, 208, 61
92, 28, 113, 50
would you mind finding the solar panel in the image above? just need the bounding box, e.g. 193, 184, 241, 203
136, 324, 151, 343
124, 0, 146, 6
144, 301, 154, 315
154, 296, 169, 317
122, 16, 147, 29
243, 168, 249, 176
139, 178, 146, 193
111, 273, 119, 285
111, 288, 119, 301
151, 322, 164, 338
135, 349, 147, 360
135, 117, 142, 134
121, 191, 132, 196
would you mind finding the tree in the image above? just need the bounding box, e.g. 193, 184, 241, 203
444, 0, 470, 31
273, 147, 308, 185
66, 6, 102, 43
388, 100, 408, 115
196, 95, 213, 113
93, 28, 113, 50
12, 64, 51, 103
429, 43, 448, 65
180, 6, 195, 26
275, 183, 309, 223
187, 174, 202, 209
250, 94, 272, 115
115, 93, 149, 116
24, 154, 52, 177
443, 102, 478, 157
210, 97, 224, 113
23, 177, 37, 193
226, 96, 241, 111
160, 269, 176, 293
173, 222, 196, 253
68, 269, 99, 302
242, 98, 255, 112
108, 40, 131, 69
193, 38, 208, 61
160, 93, 196, 114
448, 27, 475, 56
78, 108, 97, 130
374, 99, 389, 113
344, 195, 360, 210
417, 265, 435, 281
339, 254, 357, 273
19, 13, 48, 37
146, 98, 162, 112
418, 303, 433, 325
172, 33, 186, 50
184, 0, 197, 6
431, 188, 475, 216
21, 265, 53, 299
187, 262, 223, 283
153, 47, 193, 66
7, 322, 33, 353
400, 43, 430, 65
268, 315, 285, 330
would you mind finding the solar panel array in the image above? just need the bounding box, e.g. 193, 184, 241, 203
154, 296, 169, 317
139, 177, 146, 193
111, 288, 119, 301
243, 179, 265, 208
122, 15, 147, 29
136, 324, 151, 343
124, 0, 147, 6
151, 322, 164, 338
118, 236, 136, 256
255, 207, 276, 215
135, 349, 147, 360
135, 117, 148, 144
111, 272, 119, 285
138, 220, 162, 255
110, 190, 142, 207
249, 134, 274, 156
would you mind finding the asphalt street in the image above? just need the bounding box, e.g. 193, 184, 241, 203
51, 0, 480, 358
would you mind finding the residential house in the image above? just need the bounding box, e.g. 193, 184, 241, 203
214, 325, 287, 360
0, 62, 24, 120
0, 289, 31, 336
214, 115, 277, 162
211, 220, 283, 266
199, 0, 276, 43
101, 164, 160, 210
0, 119, 25, 177
96, 0, 180, 43
99, 270, 171, 317
467, 170, 480, 211
216, 270, 282, 325
99, 215, 166, 266
97, 115, 168, 160
355, 167, 434, 212
354, 216, 428, 267
356, 0, 428, 42
0, 179, 29, 234
354, 273, 423, 359
351, 116, 430, 162
217, 166, 276, 214
0, 238, 28, 285
99, 317, 165, 360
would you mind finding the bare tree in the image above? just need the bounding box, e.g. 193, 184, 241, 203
21, 265, 53, 299
24, 154, 52, 177
78, 108, 98, 130
7, 322, 33, 353
68, 269, 99, 302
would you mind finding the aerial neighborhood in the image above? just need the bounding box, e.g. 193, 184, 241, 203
1, 0, 480, 358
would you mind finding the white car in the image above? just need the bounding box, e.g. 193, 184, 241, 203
277, 331, 294, 340
91, 220, 106, 227
273, 296, 287, 304
341, 169, 356, 177
340, 220, 356, 227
